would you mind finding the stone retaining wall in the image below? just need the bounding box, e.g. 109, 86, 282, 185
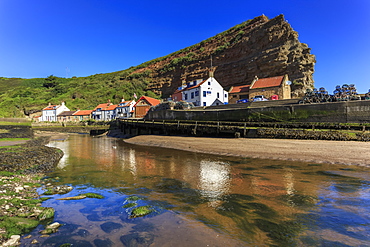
146, 101, 370, 123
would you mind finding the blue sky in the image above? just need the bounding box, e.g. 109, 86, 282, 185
1, 0, 369, 93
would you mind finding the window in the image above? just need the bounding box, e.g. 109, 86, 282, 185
184, 93, 188, 100
208, 81, 211, 85
195, 91, 199, 96
217, 92, 220, 98
203, 91, 206, 97
203, 102, 206, 106
191, 92, 194, 99
225, 94, 227, 98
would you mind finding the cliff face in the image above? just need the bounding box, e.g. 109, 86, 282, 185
132, 14, 315, 98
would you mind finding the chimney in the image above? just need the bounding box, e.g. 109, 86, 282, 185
48, 103, 51, 106
250, 76, 259, 88
121, 97, 125, 102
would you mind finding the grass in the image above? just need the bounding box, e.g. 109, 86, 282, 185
0, 121, 31, 126
0, 145, 22, 149
0, 138, 30, 141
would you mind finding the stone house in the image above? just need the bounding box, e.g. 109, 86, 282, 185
249, 75, 291, 100
73, 110, 93, 121
57, 111, 77, 122
228, 84, 250, 104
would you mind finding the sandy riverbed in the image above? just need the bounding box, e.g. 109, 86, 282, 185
124, 135, 370, 166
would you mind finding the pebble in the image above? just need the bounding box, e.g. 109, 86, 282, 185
46, 222, 62, 229
31, 239, 39, 244
2, 235, 20, 247
15, 187, 24, 193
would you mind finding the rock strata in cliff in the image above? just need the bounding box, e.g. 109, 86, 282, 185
130, 14, 315, 97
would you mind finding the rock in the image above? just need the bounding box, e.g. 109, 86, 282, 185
57, 195, 86, 200
130, 206, 153, 218
31, 239, 39, 244
37, 207, 55, 220
100, 222, 123, 233
46, 222, 62, 229
14, 187, 24, 193
120, 232, 154, 246
2, 235, 20, 247
126, 14, 315, 98
40, 228, 56, 235
94, 238, 113, 247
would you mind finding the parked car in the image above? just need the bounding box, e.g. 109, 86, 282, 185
252, 95, 268, 102
236, 98, 249, 104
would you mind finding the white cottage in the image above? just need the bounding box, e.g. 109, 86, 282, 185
180, 70, 228, 107
116, 99, 136, 119
40, 102, 70, 122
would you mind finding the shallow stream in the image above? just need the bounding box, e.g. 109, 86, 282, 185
21, 134, 370, 246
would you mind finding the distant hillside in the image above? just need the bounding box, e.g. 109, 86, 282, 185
0, 14, 315, 118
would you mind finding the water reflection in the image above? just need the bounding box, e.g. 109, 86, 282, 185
199, 160, 231, 207
22, 134, 370, 246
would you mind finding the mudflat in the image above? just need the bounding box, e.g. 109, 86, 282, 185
124, 135, 370, 166
0, 140, 28, 147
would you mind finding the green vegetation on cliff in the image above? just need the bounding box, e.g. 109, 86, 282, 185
0, 73, 157, 118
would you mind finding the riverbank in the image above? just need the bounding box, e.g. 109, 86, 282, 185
0, 136, 64, 246
124, 135, 370, 166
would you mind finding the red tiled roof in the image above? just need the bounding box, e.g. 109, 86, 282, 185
105, 104, 118, 111
93, 103, 111, 111
43, 105, 59, 110
134, 96, 160, 107
250, 76, 284, 89
230, 85, 250, 93
73, 110, 93, 116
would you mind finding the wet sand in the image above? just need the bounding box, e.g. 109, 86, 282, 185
0, 140, 28, 147
124, 135, 370, 166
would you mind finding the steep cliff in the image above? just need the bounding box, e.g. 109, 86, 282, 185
131, 14, 315, 97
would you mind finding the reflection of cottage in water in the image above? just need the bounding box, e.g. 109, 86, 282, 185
199, 160, 231, 207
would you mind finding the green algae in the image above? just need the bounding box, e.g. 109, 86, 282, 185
80, 193, 104, 199
40, 228, 57, 235
130, 206, 153, 218
0, 216, 39, 238
255, 218, 303, 246
38, 207, 55, 221
127, 195, 141, 201
123, 202, 137, 208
